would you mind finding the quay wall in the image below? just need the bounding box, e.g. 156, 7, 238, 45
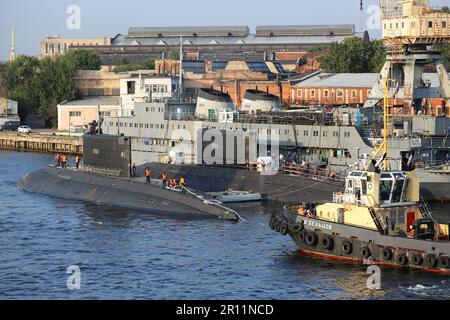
0, 132, 83, 155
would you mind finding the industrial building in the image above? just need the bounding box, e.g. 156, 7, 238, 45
59, 25, 360, 65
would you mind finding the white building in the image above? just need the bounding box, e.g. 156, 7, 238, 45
120, 75, 179, 116
0, 97, 20, 125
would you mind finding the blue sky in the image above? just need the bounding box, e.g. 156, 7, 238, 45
0, 0, 448, 60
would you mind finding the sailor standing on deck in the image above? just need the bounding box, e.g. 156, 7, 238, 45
132, 163, 137, 178
145, 166, 151, 184
61, 154, 67, 168
162, 173, 167, 188
75, 155, 81, 169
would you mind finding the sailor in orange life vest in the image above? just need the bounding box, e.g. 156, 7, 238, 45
145, 166, 151, 184
162, 173, 168, 188
179, 177, 187, 187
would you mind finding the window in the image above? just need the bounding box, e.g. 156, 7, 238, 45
351, 90, 357, 98
99, 111, 110, 117
428, 21, 433, 28
127, 81, 135, 94
304, 130, 308, 136
344, 132, 350, 138
443, 21, 447, 28
313, 131, 318, 137
69, 111, 81, 117
324, 90, 329, 98
337, 90, 343, 97
323, 131, 328, 137
333, 131, 339, 137
297, 90, 302, 98
310, 90, 316, 98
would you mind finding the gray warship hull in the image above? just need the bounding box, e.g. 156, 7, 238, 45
271, 207, 450, 274
17, 166, 239, 221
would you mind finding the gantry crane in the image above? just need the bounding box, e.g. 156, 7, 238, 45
362, 0, 450, 113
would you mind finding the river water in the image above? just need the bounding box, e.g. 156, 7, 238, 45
0, 151, 449, 300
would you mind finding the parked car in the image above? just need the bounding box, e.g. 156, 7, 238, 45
0, 122, 21, 131
18, 126, 33, 134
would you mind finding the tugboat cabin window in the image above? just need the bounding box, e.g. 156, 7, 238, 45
379, 172, 408, 204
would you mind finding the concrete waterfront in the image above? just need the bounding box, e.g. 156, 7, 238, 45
0, 132, 83, 154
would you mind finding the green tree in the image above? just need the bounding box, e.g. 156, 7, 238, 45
368, 40, 386, 73
168, 49, 180, 60
113, 58, 155, 73
4, 55, 40, 119
319, 36, 386, 73
435, 44, 450, 66
59, 49, 102, 71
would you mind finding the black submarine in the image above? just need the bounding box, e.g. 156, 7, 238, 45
17, 133, 240, 221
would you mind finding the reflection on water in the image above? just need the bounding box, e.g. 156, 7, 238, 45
0, 151, 449, 300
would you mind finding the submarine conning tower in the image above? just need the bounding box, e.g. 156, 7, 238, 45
241, 89, 282, 113
195, 88, 235, 119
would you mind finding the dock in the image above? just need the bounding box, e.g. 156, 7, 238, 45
0, 132, 83, 154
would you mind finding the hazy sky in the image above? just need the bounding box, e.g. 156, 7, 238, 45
0, 0, 448, 60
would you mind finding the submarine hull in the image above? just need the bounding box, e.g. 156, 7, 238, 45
17, 166, 238, 221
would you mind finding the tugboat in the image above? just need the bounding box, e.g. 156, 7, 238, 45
270, 81, 450, 274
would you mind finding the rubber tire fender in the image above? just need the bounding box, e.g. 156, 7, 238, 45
425, 254, 438, 268
298, 230, 307, 242
305, 231, 318, 246
280, 224, 288, 236
341, 241, 353, 255
275, 222, 282, 233
412, 254, 423, 266
360, 247, 371, 259
320, 234, 334, 250
269, 217, 277, 230
397, 253, 408, 266
292, 221, 304, 233
438, 256, 450, 269
382, 248, 393, 261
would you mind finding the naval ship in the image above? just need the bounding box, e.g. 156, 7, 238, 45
101, 88, 450, 202
270, 81, 450, 274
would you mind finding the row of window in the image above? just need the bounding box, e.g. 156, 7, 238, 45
384, 20, 447, 30
69, 111, 111, 117
296, 89, 369, 99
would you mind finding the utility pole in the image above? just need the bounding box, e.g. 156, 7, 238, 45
179, 36, 183, 98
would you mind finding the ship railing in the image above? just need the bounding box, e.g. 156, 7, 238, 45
80, 165, 122, 177
181, 186, 245, 222
280, 165, 345, 184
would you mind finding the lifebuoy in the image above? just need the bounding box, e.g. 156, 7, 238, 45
280, 224, 288, 236
412, 254, 423, 266
397, 253, 408, 266
298, 230, 307, 242
438, 256, 450, 269
305, 231, 318, 246
341, 241, 353, 255
321, 235, 334, 250
382, 248, 393, 261
425, 254, 438, 268
361, 247, 371, 259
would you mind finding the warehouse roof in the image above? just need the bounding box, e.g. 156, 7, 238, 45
59, 96, 120, 107
294, 73, 380, 88
293, 72, 449, 89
